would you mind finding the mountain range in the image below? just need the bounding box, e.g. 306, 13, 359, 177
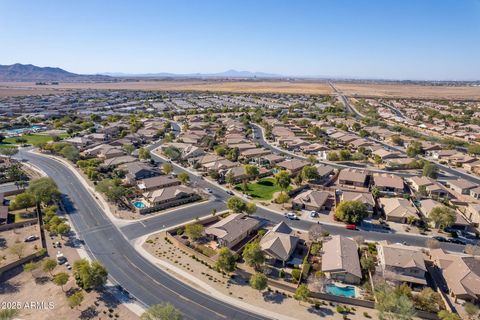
101, 69, 283, 78
0, 64, 285, 81
0, 63, 111, 82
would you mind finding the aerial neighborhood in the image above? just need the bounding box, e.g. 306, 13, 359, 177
2, 88, 480, 320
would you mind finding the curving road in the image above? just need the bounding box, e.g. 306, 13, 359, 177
17, 149, 268, 320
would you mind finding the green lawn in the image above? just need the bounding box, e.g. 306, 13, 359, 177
1, 133, 68, 147
235, 177, 290, 200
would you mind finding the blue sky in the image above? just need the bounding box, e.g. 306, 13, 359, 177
0, 0, 479, 80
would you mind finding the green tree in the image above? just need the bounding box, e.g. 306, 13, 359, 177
429, 206, 455, 230
73, 259, 108, 290
225, 171, 235, 185
43, 258, 57, 276
9, 242, 26, 259
123, 143, 135, 155
391, 135, 404, 146
138, 147, 151, 160
216, 247, 236, 273
327, 151, 339, 161
0, 146, 18, 158
162, 163, 173, 175
242, 242, 265, 270
227, 196, 246, 213
413, 287, 441, 312
10, 192, 35, 211
335, 200, 368, 224
23, 261, 39, 277
275, 192, 290, 207
467, 144, 480, 155
0, 309, 20, 320
360, 255, 376, 272
249, 273, 268, 291
53, 272, 69, 292
407, 141, 423, 157
422, 162, 439, 179
184, 224, 204, 240
437, 310, 461, 320
141, 303, 183, 320
95, 179, 127, 203
245, 165, 259, 177
28, 177, 60, 205
178, 172, 190, 184
375, 283, 416, 320
163, 146, 181, 160
214, 146, 226, 156
301, 165, 319, 181
68, 291, 84, 309
339, 150, 351, 161
245, 202, 257, 215
294, 284, 310, 305
274, 170, 291, 194
56, 222, 71, 239
60, 144, 79, 161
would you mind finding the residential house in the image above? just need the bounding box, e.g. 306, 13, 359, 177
120, 161, 161, 184
408, 176, 450, 199
341, 191, 375, 215
137, 176, 181, 192
377, 243, 427, 286
240, 148, 271, 160
338, 169, 369, 188
379, 198, 418, 224
431, 249, 480, 302
262, 154, 285, 166
448, 179, 477, 195
465, 204, 480, 226
276, 159, 310, 175
321, 235, 362, 284
140, 185, 200, 213
205, 213, 260, 249
223, 165, 270, 184
372, 173, 404, 194
313, 165, 335, 184
292, 190, 333, 212
260, 222, 299, 264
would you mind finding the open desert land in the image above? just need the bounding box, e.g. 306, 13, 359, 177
334, 82, 480, 100
0, 80, 334, 96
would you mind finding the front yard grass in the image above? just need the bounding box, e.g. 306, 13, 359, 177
3, 134, 53, 146
235, 177, 290, 200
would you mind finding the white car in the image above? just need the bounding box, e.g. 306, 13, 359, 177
309, 211, 317, 217
24, 235, 37, 242
286, 212, 298, 220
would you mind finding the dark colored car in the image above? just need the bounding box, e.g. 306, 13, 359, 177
448, 238, 466, 245
432, 236, 448, 242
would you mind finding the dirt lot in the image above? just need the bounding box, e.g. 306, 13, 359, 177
0, 230, 137, 320
0, 80, 333, 96
335, 82, 480, 100
0, 224, 41, 266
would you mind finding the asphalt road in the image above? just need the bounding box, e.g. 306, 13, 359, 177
17, 149, 269, 320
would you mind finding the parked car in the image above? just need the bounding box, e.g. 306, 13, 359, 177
448, 238, 466, 245
309, 211, 317, 218
56, 251, 67, 265
286, 212, 298, 220
24, 235, 37, 242
65, 262, 72, 270
226, 190, 234, 195
205, 188, 213, 193
345, 224, 357, 230
433, 236, 448, 242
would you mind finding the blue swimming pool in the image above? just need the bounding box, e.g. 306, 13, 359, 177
325, 284, 356, 298
133, 201, 146, 209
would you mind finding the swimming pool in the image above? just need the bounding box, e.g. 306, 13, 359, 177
325, 284, 356, 298
133, 201, 146, 209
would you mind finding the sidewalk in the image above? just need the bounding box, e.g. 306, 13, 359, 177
24, 155, 145, 317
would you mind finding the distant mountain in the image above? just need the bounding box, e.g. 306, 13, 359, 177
101, 69, 283, 79
0, 63, 112, 82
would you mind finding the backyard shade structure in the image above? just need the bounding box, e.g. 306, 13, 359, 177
205, 213, 260, 249
260, 222, 299, 263
321, 235, 362, 284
